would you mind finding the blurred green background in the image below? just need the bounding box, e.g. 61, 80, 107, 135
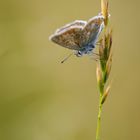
0, 0, 140, 140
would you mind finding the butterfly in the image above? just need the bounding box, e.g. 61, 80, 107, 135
49, 13, 104, 63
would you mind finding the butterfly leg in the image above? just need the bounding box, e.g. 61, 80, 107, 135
96, 39, 102, 45
89, 51, 100, 61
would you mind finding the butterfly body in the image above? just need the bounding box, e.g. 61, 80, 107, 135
49, 14, 104, 57
75, 43, 95, 57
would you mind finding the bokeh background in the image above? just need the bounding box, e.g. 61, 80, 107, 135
0, 0, 140, 140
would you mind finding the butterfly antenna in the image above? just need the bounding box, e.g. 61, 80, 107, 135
60, 52, 74, 63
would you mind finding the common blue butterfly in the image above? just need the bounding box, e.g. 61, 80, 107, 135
49, 13, 104, 62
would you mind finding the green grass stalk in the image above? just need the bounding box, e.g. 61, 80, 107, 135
95, 0, 112, 140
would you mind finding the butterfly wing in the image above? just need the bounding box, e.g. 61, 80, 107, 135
49, 20, 87, 50
83, 15, 104, 46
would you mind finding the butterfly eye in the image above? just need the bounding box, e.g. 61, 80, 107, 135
76, 51, 82, 57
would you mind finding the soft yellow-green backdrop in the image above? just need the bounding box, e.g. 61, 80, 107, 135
0, 0, 140, 140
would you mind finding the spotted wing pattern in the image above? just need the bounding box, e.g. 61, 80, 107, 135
49, 15, 104, 51
49, 20, 87, 50
83, 15, 104, 46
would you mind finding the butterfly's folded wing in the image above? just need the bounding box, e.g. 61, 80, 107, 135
83, 15, 104, 46
49, 20, 87, 50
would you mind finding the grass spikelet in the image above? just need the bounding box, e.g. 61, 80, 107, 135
95, 0, 113, 140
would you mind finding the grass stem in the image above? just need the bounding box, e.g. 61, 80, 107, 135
96, 92, 103, 140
